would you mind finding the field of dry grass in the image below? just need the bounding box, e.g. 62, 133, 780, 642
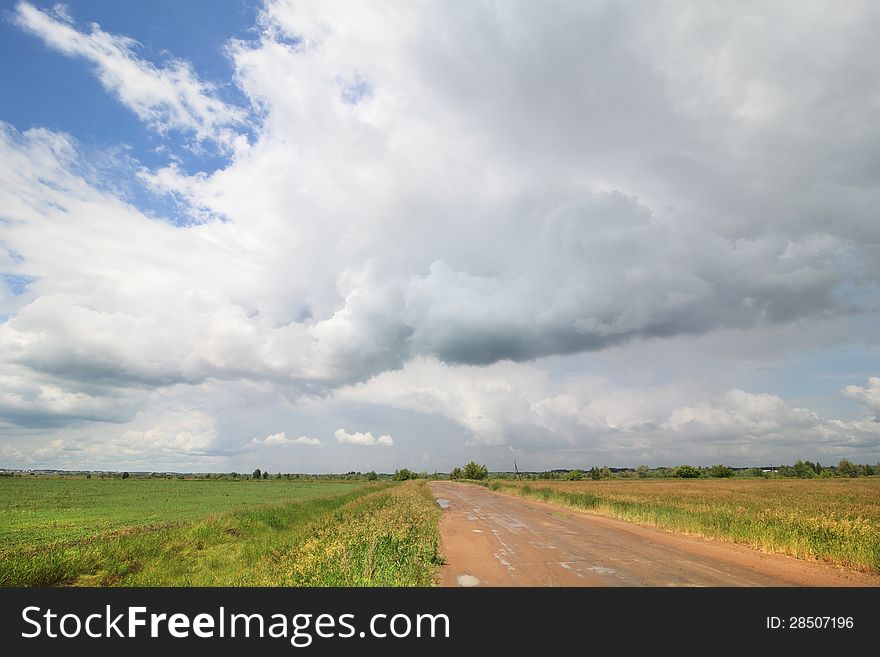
490, 477, 880, 572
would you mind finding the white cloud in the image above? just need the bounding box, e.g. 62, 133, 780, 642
0, 444, 24, 461
334, 428, 393, 447
32, 438, 67, 459
118, 410, 218, 455
336, 357, 880, 465
14, 2, 246, 147
7, 3, 879, 397
2, 2, 880, 469
252, 431, 320, 446
842, 378, 880, 415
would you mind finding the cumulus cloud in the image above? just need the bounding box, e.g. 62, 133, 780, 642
334, 428, 393, 447
134, 0, 878, 374
252, 431, 321, 446
842, 378, 880, 416
3, 1, 880, 468
0, 121, 859, 400
337, 358, 880, 465
118, 410, 219, 455
14, 2, 246, 147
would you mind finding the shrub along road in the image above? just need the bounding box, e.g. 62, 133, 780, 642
429, 482, 880, 587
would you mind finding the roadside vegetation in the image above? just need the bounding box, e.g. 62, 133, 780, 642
449, 461, 488, 481
0, 477, 441, 586
483, 459, 880, 481
245, 480, 442, 586
5, 457, 877, 585
487, 477, 880, 572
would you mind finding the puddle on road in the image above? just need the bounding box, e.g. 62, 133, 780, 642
436, 498, 450, 509
457, 574, 481, 587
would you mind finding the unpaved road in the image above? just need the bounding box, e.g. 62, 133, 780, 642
429, 482, 880, 587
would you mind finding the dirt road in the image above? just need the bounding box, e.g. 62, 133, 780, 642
429, 481, 880, 587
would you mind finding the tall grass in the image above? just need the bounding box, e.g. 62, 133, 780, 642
247, 480, 442, 586
491, 478, 880, 572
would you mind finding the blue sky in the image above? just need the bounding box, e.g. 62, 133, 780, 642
0, 2, 258, 170
1, 1, 879, 472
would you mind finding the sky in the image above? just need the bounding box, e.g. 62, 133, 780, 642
1, 1, 879, 473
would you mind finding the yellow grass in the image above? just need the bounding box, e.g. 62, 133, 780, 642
491, 477, 880, 572
245, 480, 443, 586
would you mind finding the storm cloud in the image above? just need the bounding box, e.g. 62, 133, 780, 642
2, 1, 879, 468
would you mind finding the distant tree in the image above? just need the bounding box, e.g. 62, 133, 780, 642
450, 467, 463, 480
837, 459, 863, 478
366, 471, 378, 481
121, 472, 130, 479
86, 474, 92, 479
636, 465, 650, 479
463, 461, 488, 480
262, 470, 269, 479
565, 469, 584, 481
791, 460, 816, 479
590, 467, 601, 481
252, 468, 262, 480
394, 468, 417, 481
231, 472, 239, 479
708, 464, 734, 478
599, 466, 612, 480
673, 465, 701, 479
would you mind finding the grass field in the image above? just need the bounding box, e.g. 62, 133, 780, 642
0, 478, 365, 549
0, 477, 442, 586
490, 478, 880, 572
245, 481, 442, 586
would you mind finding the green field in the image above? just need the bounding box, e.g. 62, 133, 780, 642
0, 477, 442, 587
489, 477, 880, 572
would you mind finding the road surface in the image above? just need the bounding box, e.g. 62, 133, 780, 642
429, 481, 880, 587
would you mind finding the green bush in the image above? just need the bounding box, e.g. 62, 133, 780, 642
589, 466, 612, 480
462, 461, 488, 480
393, 468, 417, 481
708, 464, 733, 478
673, 465, 701, 479
837, 459, 863, 478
